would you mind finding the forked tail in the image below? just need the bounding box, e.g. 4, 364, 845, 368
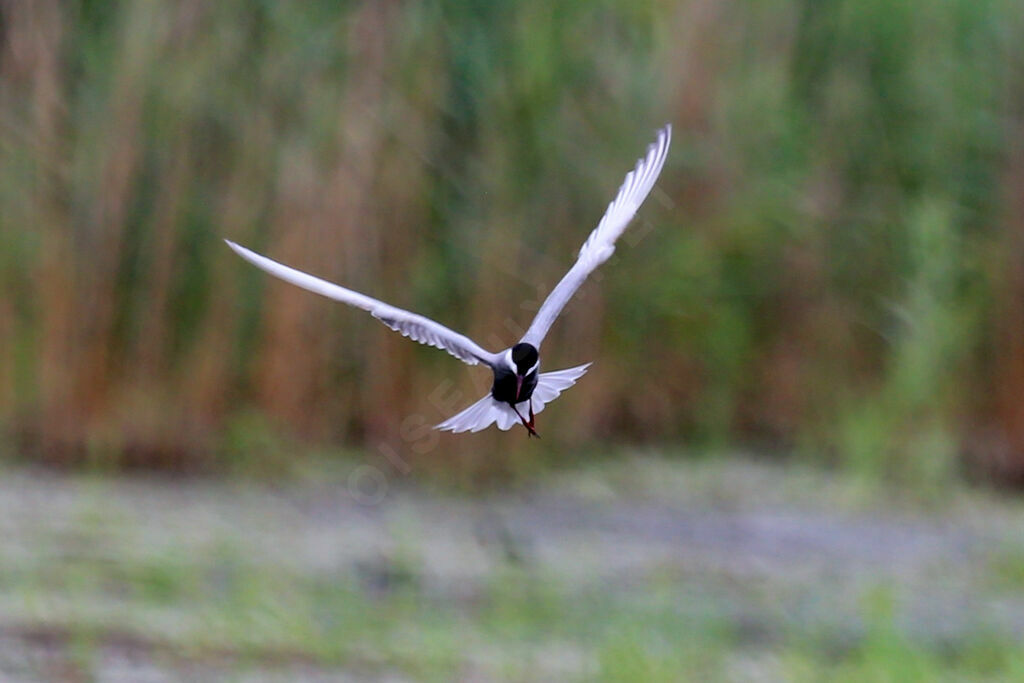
435, 363, 592, 434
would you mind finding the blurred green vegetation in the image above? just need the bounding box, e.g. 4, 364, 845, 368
2, 0, 1024, 479
2, 455, 1024, 679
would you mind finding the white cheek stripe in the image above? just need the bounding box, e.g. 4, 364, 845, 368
505, 348, 539, 376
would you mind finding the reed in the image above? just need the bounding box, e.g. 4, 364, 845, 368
1, 0, 1023, 480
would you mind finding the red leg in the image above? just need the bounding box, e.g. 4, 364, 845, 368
512, 403, 540, 438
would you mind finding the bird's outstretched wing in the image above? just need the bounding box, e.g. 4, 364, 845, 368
225, 240, 499, 367
520, 125, 671, 348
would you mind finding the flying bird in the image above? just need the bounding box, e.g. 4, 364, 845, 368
226, 124, 671, 436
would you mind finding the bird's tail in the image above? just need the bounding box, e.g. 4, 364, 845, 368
435, 363, 592, 433
434, 394, 518, 433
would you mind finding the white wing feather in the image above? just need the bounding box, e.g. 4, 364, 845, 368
434, 395, 517, 433
225, 240, 499, 367
521, 125, 671, 348
531, 363, 591, 405
435, 363, 591, 433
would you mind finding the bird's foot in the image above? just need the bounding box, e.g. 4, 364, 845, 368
513, 403, 540, 439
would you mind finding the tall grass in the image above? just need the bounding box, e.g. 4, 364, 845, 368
1, 0, 1023, 477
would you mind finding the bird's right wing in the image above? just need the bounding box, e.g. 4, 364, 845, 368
521, 125, 671, 348
225, 240, 499, 367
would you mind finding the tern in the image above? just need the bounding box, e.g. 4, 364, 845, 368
226, 124, 671, 437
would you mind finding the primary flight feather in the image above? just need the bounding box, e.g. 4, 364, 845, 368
226, 124, 671, 436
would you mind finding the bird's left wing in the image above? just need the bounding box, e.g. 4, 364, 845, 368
520, 124, 671, 348
225, 240, 499, 367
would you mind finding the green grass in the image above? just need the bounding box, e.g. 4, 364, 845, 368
2, 455, 1024, 679
7, 543, 1024, 680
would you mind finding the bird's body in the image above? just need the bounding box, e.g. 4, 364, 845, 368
489, 343, 541, 436
491, 363, 538, 405
226, 125, 671, 436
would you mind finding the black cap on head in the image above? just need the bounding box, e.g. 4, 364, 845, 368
511, 343, 538, 375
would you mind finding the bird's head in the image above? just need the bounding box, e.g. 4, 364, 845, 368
509, 343, 539, 376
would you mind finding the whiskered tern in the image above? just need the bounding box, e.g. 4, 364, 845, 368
226, 124, 671, 436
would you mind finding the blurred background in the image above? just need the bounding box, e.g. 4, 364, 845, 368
3, 0, 1024, 679
3, 0, 1024, 482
